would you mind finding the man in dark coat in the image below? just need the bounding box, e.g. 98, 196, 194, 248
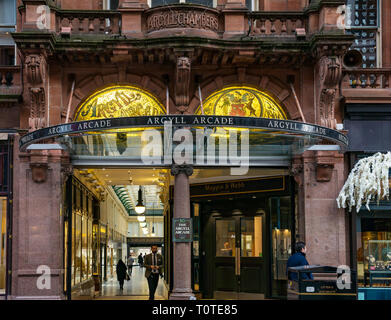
116, 259, 128, 291
286, 241, 314, 281
144, 244, 163, 300
138, 253, 144, 267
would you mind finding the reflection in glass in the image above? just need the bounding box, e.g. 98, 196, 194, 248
75, 213, 82, 284
0, 198, 7, 294
216, 219, 235, 257
240, 216, 263, 257
270, 196, 292, 297
357, 217, 391, 288
82, 216, 88, 280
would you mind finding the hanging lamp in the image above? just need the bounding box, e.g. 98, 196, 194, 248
135, 186, 146, 214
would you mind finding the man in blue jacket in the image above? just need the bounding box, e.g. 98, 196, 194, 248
287, 241, 313, 281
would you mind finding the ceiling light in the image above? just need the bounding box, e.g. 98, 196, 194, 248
140, 222, 147, 228
137, 215, 146, 222
135, 186, 146, 214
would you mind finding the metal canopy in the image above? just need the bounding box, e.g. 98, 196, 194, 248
19, 115, 348, 167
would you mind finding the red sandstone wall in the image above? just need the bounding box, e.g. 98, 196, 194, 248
264, 0, 309, 11
59, 0, 103, 10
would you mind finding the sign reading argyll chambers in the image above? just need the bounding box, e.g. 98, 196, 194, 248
19, 115, 349, 150
146, 8, 219, 32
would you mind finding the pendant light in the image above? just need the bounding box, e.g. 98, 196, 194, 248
151, 202, 156, 237
137, 215, 146, 222
135, 186, 146, 214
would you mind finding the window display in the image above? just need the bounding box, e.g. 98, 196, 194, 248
357, 216, 391, 288
240, 216, 263, 257
0, 197, 7, 295
270, 196, 293, 297
215, 219, 235, 257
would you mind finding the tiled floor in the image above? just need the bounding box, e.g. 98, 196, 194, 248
95, 265, 166, 300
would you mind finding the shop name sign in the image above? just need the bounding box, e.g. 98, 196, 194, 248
19, 115, 348, 150
172, 218, 193, 242
147, 8, 219, 32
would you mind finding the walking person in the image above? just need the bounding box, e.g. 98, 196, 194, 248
116, 259, 128, 291
286, 241, 314, 281
144, 245, 163, 300
138, 252, 144, 267
127, 254, 135, 276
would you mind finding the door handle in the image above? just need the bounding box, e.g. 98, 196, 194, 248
235, 248, 240, 276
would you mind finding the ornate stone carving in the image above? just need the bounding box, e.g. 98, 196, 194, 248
25, 54, 46, 86
30, 163, 48, 183
25, 54, 47, 131
316, 164, 334, 182
28, 87, 46, 131
175, 57, 191, 113
171, 164, 193, 176
317, 55, 342, 129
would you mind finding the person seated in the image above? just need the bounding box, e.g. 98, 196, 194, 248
221, 241, 233, 256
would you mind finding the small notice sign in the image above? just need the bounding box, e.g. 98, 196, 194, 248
172, 218, 193, 242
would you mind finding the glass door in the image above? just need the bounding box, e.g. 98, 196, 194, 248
213, 212, 266, 299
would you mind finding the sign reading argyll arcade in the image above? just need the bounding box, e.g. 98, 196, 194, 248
20, 115, 348, 174
20, 115, 348, 148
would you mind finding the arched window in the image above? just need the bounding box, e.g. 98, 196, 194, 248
195, 86, 288, 120
74, 85, 166, 121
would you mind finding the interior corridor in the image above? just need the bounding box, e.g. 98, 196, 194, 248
95, 264, 166, 300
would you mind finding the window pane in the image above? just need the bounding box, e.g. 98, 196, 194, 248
82, 216, 87, 280
345, 0, 379, 68
270, 196, 292, 297
185, 0, 213, 6
357, 217, 391, 288
0, 0, 16, 26
216, 219, 235, 257
151, 0, 179, 7
75, 213, 82, 284
0, 197, 7, 294
240, 216, 263, 257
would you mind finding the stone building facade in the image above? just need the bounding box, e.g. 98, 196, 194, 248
0, 0, 390, 300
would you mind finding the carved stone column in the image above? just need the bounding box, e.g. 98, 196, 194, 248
169, 164, 195, 300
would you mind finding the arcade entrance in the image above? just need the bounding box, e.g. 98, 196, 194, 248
193, 175, 294, 299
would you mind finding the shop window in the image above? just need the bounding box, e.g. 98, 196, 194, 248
240, 216, 263, 257
345, 0, 379, 68
0, 197, 7, 295
357, 213, 391, 288
74, 213, 82, 284
216, 219, 235, 257
270, 196, 292, 297
82, 216, 88, 280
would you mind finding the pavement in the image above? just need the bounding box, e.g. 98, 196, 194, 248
94, 265, 165, 300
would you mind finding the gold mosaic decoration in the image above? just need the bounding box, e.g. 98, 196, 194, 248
195, 86, 287, 120
74, 85, 166, 121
